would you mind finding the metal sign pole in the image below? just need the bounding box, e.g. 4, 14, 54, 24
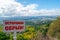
14, 32, 16, 40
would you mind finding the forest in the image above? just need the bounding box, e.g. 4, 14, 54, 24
0, 17, 60, 40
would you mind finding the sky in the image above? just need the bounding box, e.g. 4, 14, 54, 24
16, 0, 60, 9
0, 0, 60, 17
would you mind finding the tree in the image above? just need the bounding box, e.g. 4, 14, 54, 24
47, 17, 60, 40
0, 32, 10, 40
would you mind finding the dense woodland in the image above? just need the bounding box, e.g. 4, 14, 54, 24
0, 17, 60, 40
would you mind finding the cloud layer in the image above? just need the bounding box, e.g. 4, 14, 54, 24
0, 0, 60, 17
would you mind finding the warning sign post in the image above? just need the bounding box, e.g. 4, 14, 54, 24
3, 20, 25, 40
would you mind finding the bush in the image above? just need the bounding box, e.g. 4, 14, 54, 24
47, 17, 60, 40
0, 32, 10, 40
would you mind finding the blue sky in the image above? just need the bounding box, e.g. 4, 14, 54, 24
0, 0, 60, 17
16, 0, 60, 9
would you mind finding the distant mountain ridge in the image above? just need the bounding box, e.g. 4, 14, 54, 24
0, 16, 56, 23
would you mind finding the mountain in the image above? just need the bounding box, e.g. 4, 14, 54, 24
0, 16, 56, 23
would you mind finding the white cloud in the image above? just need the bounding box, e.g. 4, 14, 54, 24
0, 0, 60, 17
0, 0, 23, 17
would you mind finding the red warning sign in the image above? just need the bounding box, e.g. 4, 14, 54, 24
3, 20, 25, 32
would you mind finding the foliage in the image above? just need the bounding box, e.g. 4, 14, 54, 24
0, 32, 10, 40
0, 18, 54, 40
0, 25, 3, 32
47, 17, 60, 40
17, 26, 37, 40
